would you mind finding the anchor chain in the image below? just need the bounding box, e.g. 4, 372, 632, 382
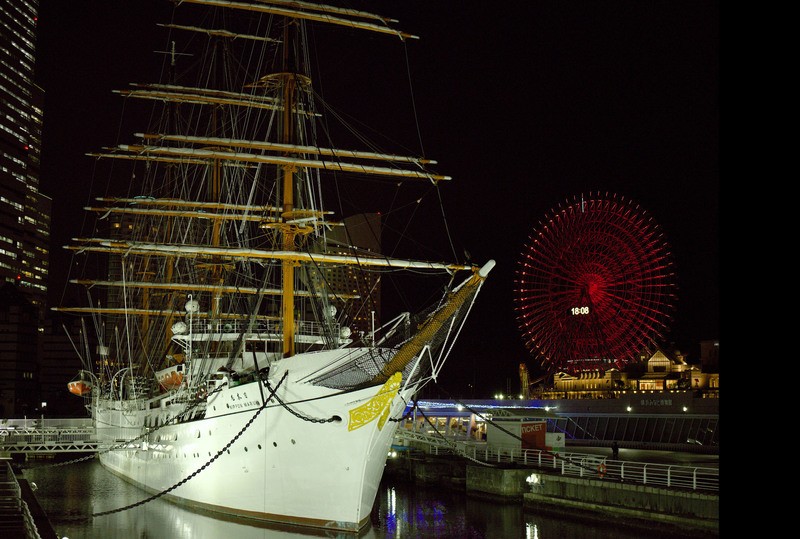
31, 381, 229, 470
91, 371, 289, 517
262, 373, 340, 424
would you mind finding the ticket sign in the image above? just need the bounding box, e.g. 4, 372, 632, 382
520, 420, 546, 449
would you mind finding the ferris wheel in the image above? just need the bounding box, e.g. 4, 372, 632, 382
514, 192, 678, 374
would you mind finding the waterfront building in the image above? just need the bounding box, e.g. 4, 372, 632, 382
0, 0, 50, 306
522, 340, 720, 401
0, 0, 56, 417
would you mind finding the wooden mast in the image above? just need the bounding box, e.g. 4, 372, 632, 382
281, 19, 298, 358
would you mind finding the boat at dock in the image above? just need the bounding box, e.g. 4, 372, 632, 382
54, 0, 493, 532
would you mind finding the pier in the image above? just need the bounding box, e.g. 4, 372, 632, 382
1, 398, 719, 537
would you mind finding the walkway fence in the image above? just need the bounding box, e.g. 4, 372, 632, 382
0, 460, 42, 539
0, 419, 98, 454
394, 431, 719, 494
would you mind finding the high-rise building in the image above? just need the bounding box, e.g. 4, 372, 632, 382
323, 213, 382, 341
0, 0, 62, 417
0, 0, 50, 308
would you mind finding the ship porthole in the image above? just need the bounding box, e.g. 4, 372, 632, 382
244, 447, 248, 452
272, 442, 277, 447
332, 415, 342, 422
291, 439, 296, 445
258, 444, 262, 449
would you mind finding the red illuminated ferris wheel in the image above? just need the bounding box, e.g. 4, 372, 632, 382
514, 192, 678, 375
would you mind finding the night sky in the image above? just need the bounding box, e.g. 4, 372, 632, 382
34, 1, 719, 397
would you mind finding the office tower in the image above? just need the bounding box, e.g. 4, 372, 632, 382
0, 0, 50, 307
0, 0, 52, 416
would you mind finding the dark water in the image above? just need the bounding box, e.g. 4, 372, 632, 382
22, 458, 699, 539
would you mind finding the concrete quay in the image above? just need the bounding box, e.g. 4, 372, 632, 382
385, 451, 719, 538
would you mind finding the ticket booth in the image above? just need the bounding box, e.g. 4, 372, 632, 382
486, 417, 547, 450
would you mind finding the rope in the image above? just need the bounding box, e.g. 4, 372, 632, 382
413, 405, 497, 468
388, 396, 415, 422
433, 384, 600, 474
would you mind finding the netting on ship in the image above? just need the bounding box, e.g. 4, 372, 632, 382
309, 284, 480, 391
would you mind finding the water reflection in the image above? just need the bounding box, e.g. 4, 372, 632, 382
25, 459, 374, 539
373, 482, 522, 538
24, 459, 703, 538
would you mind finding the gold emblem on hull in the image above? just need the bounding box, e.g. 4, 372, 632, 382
348, 372, 402, 431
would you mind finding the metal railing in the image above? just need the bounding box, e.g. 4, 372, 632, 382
0, 460, 42, 539
1, 419, 100, 454
394, 431, 719, 493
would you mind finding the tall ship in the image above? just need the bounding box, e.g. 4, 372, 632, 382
55, 0, 493, 533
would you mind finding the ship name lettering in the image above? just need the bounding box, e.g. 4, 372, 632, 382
229, 400, 260, 410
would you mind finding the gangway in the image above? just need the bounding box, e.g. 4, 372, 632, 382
0, 419, 101, 455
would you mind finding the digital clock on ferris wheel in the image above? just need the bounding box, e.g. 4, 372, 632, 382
570, 306, 590, 315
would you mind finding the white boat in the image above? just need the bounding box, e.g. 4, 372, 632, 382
55, 0, 493, 533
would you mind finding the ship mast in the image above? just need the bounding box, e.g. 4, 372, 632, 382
280, 18, 299, 358
54, 2, 482, 357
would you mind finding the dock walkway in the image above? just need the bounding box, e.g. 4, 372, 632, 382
1, 459, 59, 539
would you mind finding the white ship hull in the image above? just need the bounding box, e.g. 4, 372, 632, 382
94, 349, 411, 532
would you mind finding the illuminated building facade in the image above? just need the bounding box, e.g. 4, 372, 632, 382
323, 213, 381, 341
0, 0, 50, 307
525, 341, 720, 401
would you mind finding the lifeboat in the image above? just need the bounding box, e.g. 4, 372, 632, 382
67, 378, 92, 396
156, 364, 184, 391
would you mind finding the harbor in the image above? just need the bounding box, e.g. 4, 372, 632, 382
12, 457, 715, 539
1, 1, 718, 537
2, 435, 718, 538
2, 397, 718, 537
